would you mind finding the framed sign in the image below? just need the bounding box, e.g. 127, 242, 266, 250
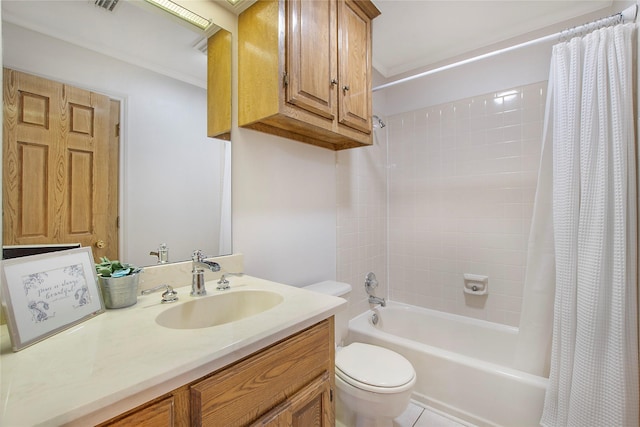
1, 247, 104, 351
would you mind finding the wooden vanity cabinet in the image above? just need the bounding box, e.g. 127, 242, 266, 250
99, 318, 334, 427
238, 0, 380, 151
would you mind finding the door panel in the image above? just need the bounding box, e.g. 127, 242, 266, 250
338, 0, 372, 133
68, 149, 93, 235
4, 69, 62, 245
19, 142, 49, 237
286, 0, 337, 120
63, 84, 112, 259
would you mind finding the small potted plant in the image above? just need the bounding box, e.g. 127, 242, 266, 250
95, 257, 142, 309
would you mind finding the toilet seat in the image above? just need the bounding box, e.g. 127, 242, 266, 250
336, 343, 416, 394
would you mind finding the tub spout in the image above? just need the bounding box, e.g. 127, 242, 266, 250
369, 295, 386, 307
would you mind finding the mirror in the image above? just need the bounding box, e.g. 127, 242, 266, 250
1, 0, 232, 267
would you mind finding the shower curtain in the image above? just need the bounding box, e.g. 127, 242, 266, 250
539, 23, 639, 427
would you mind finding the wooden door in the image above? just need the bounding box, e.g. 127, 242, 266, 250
285, 0, 337, 120
3, 68, 119, 261
337, 0, 372, 134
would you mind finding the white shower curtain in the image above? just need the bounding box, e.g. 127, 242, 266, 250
540, 23, 639, 427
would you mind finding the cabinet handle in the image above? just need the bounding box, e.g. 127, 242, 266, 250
330, 79, 338, 86
342, 85, 350, 92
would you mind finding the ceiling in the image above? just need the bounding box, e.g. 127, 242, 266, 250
371, 0, 615, 79
2, 0, 212, 87
1, 0, 623, 88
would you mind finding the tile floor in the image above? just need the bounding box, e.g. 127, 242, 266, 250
394, 401, 473, 427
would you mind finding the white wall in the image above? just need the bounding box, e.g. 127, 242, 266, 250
231, 128, 337, 286
2, 23, 226, 268
379, 41, 553, 118
226, 14, 338, 288
2, 19, 339, 289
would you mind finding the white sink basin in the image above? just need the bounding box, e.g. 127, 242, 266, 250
155, 289, 284, 329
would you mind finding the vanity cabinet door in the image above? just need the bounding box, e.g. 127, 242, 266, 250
190, 319, 333, 426
253, 372, 333, 427
101, 396, 175, 426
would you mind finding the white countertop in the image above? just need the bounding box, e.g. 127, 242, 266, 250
0, 276, 344, 426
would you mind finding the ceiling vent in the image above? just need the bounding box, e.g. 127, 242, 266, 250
95, 0, 119, 12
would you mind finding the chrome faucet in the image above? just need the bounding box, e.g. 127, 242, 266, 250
365, 272, 386, 306
368, 295, 386, 307
191, 250, 221, 297
216, 272, 243, 291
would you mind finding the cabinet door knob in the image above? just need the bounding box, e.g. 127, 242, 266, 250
96, 239, 106, 249
342, 85, 350, 92
331, 79, 338, 86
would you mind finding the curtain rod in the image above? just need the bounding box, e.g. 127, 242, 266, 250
373, 3, 639, 92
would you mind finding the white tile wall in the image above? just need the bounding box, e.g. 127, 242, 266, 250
386, 82, 546, 326
337, 131, 389, 318
337, 82, 545, 326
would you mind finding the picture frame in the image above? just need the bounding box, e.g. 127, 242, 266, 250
1, 246, 105, 351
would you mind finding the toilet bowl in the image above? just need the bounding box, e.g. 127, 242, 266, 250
303, 281, 416, 427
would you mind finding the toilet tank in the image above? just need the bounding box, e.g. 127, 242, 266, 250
303, 280, 351, 346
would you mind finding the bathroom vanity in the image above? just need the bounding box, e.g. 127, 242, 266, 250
101, 319, 333, 426
0, 275, 344, 426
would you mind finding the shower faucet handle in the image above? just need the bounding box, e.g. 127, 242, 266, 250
365, 272, 378, 295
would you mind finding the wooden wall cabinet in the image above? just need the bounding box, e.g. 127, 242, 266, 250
207, 29, 232, 141
238, 0, 380, 151
99, 318, 334, 427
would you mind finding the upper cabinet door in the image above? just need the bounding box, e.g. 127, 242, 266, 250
338, 0, 372, 134
286, 0, 337, 120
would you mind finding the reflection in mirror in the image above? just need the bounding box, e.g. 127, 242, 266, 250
208, 29, 232, 141
1, 0, 232, 267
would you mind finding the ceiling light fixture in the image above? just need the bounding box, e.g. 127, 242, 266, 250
226, 0, 242, 5
144, 0, 211, 30
95, 0, 119, 12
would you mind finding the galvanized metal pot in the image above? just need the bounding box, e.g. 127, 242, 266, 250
98, 274, 140, 309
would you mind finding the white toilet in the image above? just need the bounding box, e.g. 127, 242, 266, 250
304, 281, 416, 427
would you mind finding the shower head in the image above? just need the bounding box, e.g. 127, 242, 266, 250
372, 115, 386, 129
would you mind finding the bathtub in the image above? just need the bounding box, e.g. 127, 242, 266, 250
347, 302, 548, 427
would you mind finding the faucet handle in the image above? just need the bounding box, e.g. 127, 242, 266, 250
365, 272, 378, 295
216, 272, 242, 291
141, 284, 178, 303
217, 274, 231, 291
192, 249, 205, 263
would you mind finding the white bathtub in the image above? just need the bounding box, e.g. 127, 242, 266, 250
347, 302, 548, 427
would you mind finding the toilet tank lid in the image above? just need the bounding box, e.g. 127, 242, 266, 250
304, 280, 352, 296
